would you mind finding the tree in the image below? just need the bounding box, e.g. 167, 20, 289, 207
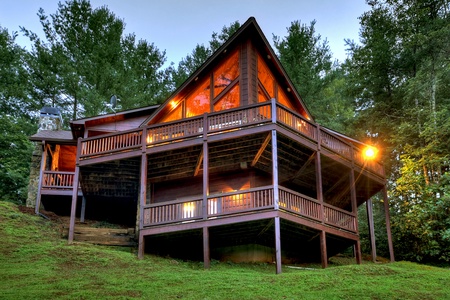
273, 20, 335, 124
346, 0, 450, 263
0, 27, 36, 203
22, 0, 168, 122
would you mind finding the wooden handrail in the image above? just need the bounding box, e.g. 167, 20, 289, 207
77, 101, 384, 179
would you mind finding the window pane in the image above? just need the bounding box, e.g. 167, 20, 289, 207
214, 84, 240, 111
214, 50, 239, 98
278, 88, 295, 110
258, 85, 269, 103
257, 54, 274, 98
162, 104, 182, 123
186, 78, 210, 117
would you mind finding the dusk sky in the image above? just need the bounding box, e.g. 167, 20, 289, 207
0, 0, 370, 66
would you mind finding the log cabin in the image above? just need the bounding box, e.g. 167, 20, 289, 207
27, 17, 394, 273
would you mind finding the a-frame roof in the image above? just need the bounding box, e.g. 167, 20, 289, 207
140, 17, 313, 126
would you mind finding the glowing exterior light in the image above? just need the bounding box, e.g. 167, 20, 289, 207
170, 100, 177, 109
363, 147, 377, 160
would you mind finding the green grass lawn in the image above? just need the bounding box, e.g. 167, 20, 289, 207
1, 200, 449, 300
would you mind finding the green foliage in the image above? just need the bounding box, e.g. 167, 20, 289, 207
21, 0, 168, 122
1, 201, 450, 299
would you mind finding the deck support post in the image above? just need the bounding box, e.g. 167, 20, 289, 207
355, 240, 362, 264
202, 117, 209, 219
203, 226, 210, 269
366, 198, 377, 262
68, 165, 80, 244
274, 216, 282, 274
138, 149, 148, 259
271, 130, 279, 209
382, 186, 395, 262
349, 168, 362, 264
138, 231, 145, 259
80, 196, 86, 223
35, 142, 47, 214
320, 230, 328, 268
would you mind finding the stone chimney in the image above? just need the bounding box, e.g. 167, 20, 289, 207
26, 107, 63, 208
38, 106, 63, 131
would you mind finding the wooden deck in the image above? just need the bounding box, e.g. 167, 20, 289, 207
77, 100, 385, 179
142, 185, 356, 233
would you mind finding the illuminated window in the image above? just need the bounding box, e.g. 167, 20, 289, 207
214, 84, 240, 111
186, 78, 210, 117
161, 103, 182, 123
278, 88, 295, 110
214, 50, 239, 97
258, 85, 269, 103
257, 54, 274, 98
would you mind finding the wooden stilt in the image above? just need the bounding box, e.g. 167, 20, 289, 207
355, 239, 362, 264
320, 230, 328, 268
271, 130, 279, 209
274, 216, 282, 274
138, 231, 145, 259
68, 165, 80, 244
203, 226, 210, 269
80, 196, 86, 223
366, 198, 377, 262
382, 186, 395, 262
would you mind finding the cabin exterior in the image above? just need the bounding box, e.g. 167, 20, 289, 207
28, 18, 394, 273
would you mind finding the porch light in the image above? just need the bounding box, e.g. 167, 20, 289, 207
363, 146, 377, 160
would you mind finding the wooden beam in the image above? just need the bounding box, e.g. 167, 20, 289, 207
366, 198, 377, 262
80, 196, 86, 223
194, 148, 204, 177
320, 230, 328, 268
202, 121, 209, 220
251, 132, 271, 167
203, 226, 210, 269
355, 239, 362, 265
138, 230, 145, 259
272, 130, 279, 210
68, 166, 80, 244
382, 186, 395, 262
289, 152, 316, 182
315, 150, 324, 223
274, 216, 282, 274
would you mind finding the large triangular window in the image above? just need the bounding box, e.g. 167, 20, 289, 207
161, 49, 240, 123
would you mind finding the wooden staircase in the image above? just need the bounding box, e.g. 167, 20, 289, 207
63, 224, 137, 247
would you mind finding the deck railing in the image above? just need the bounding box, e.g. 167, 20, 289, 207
278, 187, 321, 221
80, 129, 143, 159
323, 203, 356, 232
42, 171, 75, 189
142, 186, 356, 233
207, 186, 274, 216
78, 101, 384, 178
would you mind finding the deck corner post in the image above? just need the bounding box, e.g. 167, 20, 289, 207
270, 98, 277, 124
271, 130, 279, 210
202, 140, 209, 219
80, 196, 86, 223
274, 216, 282, 274
382, 186, 395, 262
355, 239, 362, 265
320, 230, 328, 268
366, 198, 377, 262
138, 231, 145, 259
68, 165, 80, 244
203, 226, 210, 269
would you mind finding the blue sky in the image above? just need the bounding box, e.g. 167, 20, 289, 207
0, 0, 369, 66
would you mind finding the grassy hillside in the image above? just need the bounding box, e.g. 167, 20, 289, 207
1, 200, 449, 300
